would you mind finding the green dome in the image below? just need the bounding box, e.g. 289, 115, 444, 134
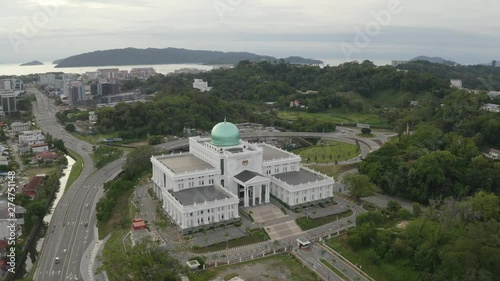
211, 120, 240, 147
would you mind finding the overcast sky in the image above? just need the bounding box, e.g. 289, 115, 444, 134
1, 0, 499, 64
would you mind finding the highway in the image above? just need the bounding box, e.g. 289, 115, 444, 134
32, 88, 124, 281
31, 86, 391, 280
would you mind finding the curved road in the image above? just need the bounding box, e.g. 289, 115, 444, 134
31, 87, 390, 280
32, 88, 125, 281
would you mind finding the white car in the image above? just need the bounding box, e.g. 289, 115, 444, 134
63, 249, 67, 254
55, 257, 60, 264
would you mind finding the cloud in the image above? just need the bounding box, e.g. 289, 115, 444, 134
0, 0, 499, 64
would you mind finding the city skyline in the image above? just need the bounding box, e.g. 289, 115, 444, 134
1, 0, 499, 64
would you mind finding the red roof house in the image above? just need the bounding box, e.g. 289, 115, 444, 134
36, 151, 61, 161
23, 175, 45, 199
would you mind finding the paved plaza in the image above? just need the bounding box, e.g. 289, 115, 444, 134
265, 220, 304, 240
249, 204, 287, 223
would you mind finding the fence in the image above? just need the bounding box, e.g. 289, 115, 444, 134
199, 246, 291, 270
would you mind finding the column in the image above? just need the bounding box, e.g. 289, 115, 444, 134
244, 186, 249, 207
266, 183, 270, 203
252, 185, 256, 206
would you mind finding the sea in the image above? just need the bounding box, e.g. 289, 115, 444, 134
0, 58, 393, 76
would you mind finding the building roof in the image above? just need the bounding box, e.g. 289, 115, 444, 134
273, 169, 326, 186
169, 185, 229, 205
211, 120, 240, 147
23, 175, 45, 192
234, 170, 263, 183
261, 145, 294, 161
159, 154, 215, 173
30, 143, 48, 148
36, 151, 61, 160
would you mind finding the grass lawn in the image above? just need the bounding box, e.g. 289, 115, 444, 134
92, 146, 124, 168
188, 254, 320, 281
296, 210, 353, 231
65, 149, 83, 191
292, 140, 358, 163
100, 230, 130, 281
97, 188, 135, 239
278, 110, 388, 127
309, 163, 359, 180
326, 236, 418, 281
190, 228, 269, 253
319, 258, 349, 281
26, 167, 59, 178
71, 132, 119, 145
356, 133, 376, 138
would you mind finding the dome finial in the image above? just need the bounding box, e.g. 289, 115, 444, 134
224, 116, 227, 123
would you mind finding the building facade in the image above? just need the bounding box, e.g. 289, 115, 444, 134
19, 130, 45, 145
11, 122, 31, 133
193, 79, 212, 92
0, 92, 17, 114
151, 120, 334, 234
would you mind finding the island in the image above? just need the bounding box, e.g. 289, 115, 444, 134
54, 47, 323, 68
20, 60, 44, 66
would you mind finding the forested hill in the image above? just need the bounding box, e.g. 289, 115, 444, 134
54, 47, 323, 67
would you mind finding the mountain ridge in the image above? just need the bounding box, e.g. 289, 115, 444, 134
54, 47, 323, 68
20, 60, 44, 66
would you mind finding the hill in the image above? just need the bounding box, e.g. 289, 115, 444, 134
20, 60, 44, 66
54, 47, 323, 68
52, 58, 65, 64
411, 56, 457, 65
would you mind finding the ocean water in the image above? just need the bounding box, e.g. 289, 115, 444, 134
0, 58, 392, 76
0, 62, 216, 76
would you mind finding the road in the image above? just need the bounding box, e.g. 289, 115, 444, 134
32, 88, 124, 281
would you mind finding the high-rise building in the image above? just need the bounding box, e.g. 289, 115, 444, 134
0, 92, 17, 114
69, 83, 86, 106
493, 60, 497, 68
97, 82, 119, 96
38, 74, 56, 86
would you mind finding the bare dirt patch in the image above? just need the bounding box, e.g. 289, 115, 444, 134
396, 220, 409, 229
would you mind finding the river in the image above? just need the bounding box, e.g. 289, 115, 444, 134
24, 155, 75, 272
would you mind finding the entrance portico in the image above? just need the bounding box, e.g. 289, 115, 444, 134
234, 170, 270, 207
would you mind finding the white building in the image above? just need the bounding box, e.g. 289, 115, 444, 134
193, 79, 212, 92
19, 130, 45, 145
450, 79, 463, 89
30, 143, 49, 153
38, 74, 56, 86
151, 120, 334, 234
89, 111, 97, 123
481, 103, 500, 113
10, 122, 31, 133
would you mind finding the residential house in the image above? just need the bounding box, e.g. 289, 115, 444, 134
481, 103, 500, 113
30, 143, 49, 153
10, 122, 31, 133
35, 151, 61, 162
193, 79, 212, 92
22, 175, 45, 199
19, 130, 45, 145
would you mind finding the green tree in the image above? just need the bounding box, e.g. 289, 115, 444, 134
361, 127, 371, 135
65, 123, 76, 132
123, 146, 154, 179
343, 174, 377, 199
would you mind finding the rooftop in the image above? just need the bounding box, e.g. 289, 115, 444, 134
169, 185, 229, 205
261, 145, 295, 161
159, 154, 215, 173
273, 169, 326, 186
234, 170, 264, 183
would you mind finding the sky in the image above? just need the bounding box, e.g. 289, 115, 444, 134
0, 0, 499, 64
